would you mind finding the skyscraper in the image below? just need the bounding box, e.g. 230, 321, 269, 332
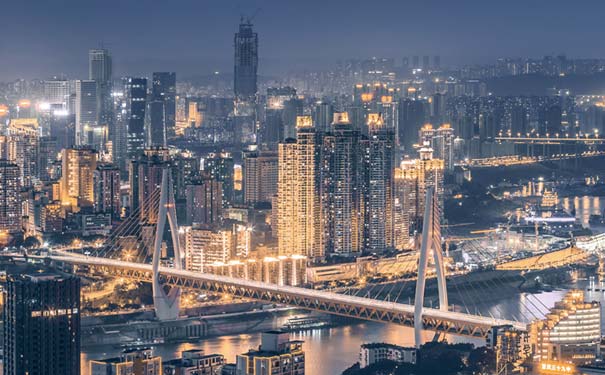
203, 153, 235, 207
365, 113, 395, 254
277, 116, 324, 259
234, 18, 258, 99
60, 147, 98, 212
185, 177, 223, 226
151, 72, 176, 137
123, 77, 147, 162
243, 148, 278, 205
75, 80, 100, 147
321, 113, 365, 257
89, 48, 113, 128
93, 163, 121, 220
147, 100, 166, 147
398, 99, 426, 153
0, 160, 21, 238
3, 273, 80, 375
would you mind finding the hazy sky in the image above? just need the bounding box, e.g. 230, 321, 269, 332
2, 0, 605, 80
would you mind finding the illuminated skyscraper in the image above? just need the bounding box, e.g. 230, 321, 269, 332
60, 147, 97, 212
321, 113, 364, 257
129, 148, 169, 223
203, 153, 235, 207
277, 116, 323, 259
123, 77, 147, 162
234, 18, 258, 99
43, 78, 69, 108
0, 160, 21, 237
6, 118, 39, 187
152, 72, 176, 137
365, 113, 395, 253
393, 145, 444, 247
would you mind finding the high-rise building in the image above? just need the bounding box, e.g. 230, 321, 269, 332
243, 148, 278, 205
398, 99, 426, 153
236, 331, 305, 375
93, 163, 121, 220
203, 153, 234, 207
43, 78, 69, 108
184, 225, 234, 272
321, 113, 365, 257
147, 100, 166, 147
185, 177, 223, 226
0, 160, 21, 237
261, 87, 297, 146
5, 118, 39, 187
75, 80, 101, 147
365, 113, 395, 253
4, 273, 80, 375
151, 72, 176, 137
423, 124, 455, 172
90, 348, 162, 375
393, 145, 444, 247
312, 101, 334, 132
89, 48, 113, 129
529, 290, 600, 366
234, 18, 258, 99
60, 147, 97, 212
277, 116, 323, 259
129, 148, 169, 223
123, 77, 147, 162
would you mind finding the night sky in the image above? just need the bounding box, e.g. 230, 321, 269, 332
2, 0, 605, 80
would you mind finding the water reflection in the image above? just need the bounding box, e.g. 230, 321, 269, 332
561, 196, 604, 228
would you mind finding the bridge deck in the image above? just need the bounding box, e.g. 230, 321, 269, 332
45, 253, 526, 337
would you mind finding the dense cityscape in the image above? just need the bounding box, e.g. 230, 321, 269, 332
3, 1, 605, 375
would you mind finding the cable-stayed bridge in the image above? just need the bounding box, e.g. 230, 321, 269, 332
33, 167, 555, 346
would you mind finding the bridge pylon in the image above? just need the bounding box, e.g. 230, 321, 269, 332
152, 168, 183, 320
414, 186, 448, 347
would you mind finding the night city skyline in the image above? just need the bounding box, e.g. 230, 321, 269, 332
3, 2, 605, 375
3, 0, 605, 80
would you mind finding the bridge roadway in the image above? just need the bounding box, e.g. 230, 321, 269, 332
45, 253, 526, 338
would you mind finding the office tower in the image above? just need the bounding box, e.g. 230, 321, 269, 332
4, 273, 80, 375
184, 225, 234, 272
0, 160, 21, 237
203, 153, 234, 207
163, 350, 225, 375
151, 72, 176, 137
129, 148, 169, 223
529, 290, 600, 366
123, 77, 147, 161
7, 118, 39, 187
321, 113, 365, 257
365, 114, 395, 254
89, 48, 113, 127
277, 116, 323, 259
43, 78, 69, 108
147, 100, 166, 147
234, 18, 258, 99
112, 87, 128, 172
243, 148, 278, 205
236, 331, 305, 375
398, 99, 426, 153
60, 147, 97, 212
312, 101, 334, 132
75, 80, 100, 147
90, 348, 162, 375
185, 177, 223, 226
93, 163, 121, 220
